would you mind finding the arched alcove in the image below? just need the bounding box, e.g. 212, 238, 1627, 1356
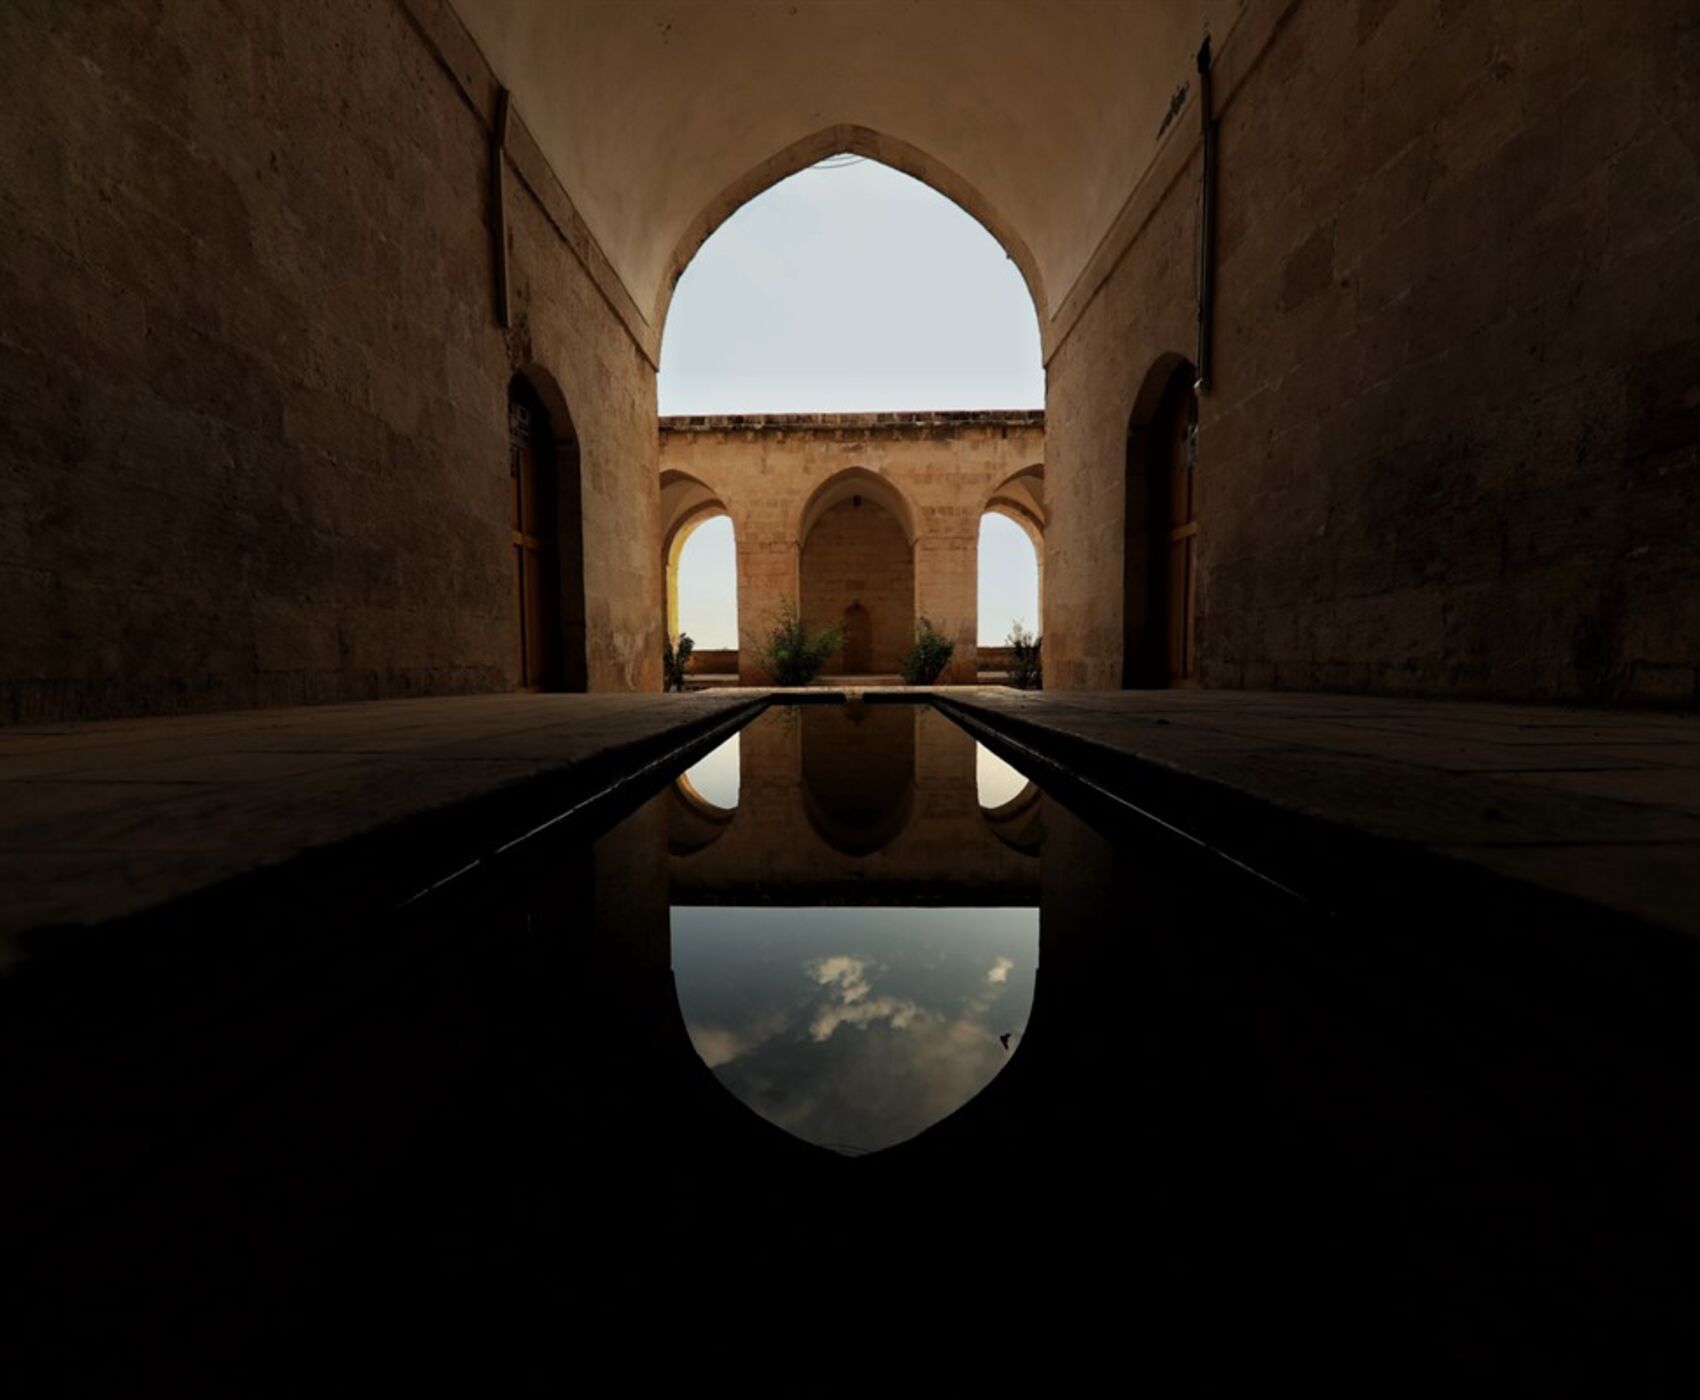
1123, 357, 1199, 689
507, 369, 588, 692
798, 470, 916, 676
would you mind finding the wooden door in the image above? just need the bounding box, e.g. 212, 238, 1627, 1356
509, 391, 560, 690
842, 602, 872, 674
1164, 388, 1198, 685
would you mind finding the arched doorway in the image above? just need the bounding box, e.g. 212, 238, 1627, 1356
979, 463, 1044, 652
660, 471, 737, 685
1123, 359, 1198, 688
508, 372, 588, 692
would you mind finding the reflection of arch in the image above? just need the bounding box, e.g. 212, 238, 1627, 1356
1123, 355, 1199, 689
656, 125, 1047, 343
799, 704, 915, 857
507, 367, 587, 691
667, 773, 737, 857
660, 469, 734, 642
981, 781, 1044, 856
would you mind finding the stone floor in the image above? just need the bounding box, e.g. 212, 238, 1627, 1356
0, 691, 768, 944
2, 687, 1694, 949
928, 688, 1700, 937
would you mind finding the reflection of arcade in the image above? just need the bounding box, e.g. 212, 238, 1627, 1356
980, 778, 1043, 855
665, 771, 737, 856
668, 703, 1039, 905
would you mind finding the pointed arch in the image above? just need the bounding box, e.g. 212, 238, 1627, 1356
655, 125, 1047, 346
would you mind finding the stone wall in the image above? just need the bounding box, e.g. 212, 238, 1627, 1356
1044, 0, 1699, 703
659, 412, 1045, 684
0, 0, 662, 722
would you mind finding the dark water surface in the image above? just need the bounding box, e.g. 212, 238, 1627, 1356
6, 698, 1700, 1389
671, 707, 1040, 1153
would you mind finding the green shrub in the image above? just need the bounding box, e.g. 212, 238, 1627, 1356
761, 604, 842, 686
1007, 624, 1042, 690
899, 617, 955, 686
663, 632, 695, 692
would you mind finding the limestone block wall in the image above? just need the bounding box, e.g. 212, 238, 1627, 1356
1044, 0, 1699, 703
0, 0, 662, 721
658, 413, 1045, 684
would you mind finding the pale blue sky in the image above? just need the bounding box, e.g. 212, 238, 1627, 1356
661, 158, 1043, 649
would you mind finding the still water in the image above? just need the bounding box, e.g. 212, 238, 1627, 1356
669, 704, 1039, 1153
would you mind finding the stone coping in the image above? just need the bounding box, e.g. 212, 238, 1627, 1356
659, 409, 1044, 431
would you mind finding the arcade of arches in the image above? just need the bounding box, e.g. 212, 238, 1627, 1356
660, 413, 1045, 683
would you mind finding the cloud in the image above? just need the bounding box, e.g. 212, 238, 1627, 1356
986, 956, 1014, 985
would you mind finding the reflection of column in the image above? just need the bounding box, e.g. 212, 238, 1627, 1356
913, 524, 978, 683
736, 527, 798, 686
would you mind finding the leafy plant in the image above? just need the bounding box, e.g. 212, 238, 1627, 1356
760, 604, 842, 686
899, 617, 955, 686
1006, 623, 1042, 690
663, 631, 695, 692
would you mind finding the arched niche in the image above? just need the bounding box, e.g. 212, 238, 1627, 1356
1123, 356, 1199, 689
798, 470, 917, 676
507, 367, 588, 692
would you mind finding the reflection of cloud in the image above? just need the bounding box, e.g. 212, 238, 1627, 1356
689, 1025, 746, 1068
810, 995, 920, 1042
807, 954, 920, 1040
986, 956, 1013, 985
687, 1009, 787, 1068
809, 955, 871, 1004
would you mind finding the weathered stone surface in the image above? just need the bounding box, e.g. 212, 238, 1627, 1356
0, 0, 662, 723
933, 687, 1700, 936
0, 691, 767, 942
1044, 0, 1700, 703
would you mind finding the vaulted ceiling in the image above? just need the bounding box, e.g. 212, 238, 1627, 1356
451, 0, 1240, 335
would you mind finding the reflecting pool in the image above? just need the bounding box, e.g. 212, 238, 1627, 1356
667, 703, 1041, 1152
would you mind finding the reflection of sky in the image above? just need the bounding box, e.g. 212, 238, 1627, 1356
976, 744, 1029, 809
673, 906, 1038, 1154
681, 732, 740, 809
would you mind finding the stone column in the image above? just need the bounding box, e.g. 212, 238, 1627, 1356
913, 520, 979, 684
